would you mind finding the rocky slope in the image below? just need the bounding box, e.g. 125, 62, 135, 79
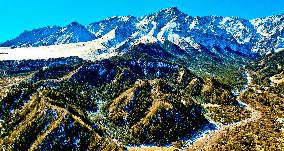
0, 43, 248, 150
1, 7, 283, 150
187, 49, 284, 151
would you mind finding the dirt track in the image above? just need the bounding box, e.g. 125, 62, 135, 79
186, 73, 262, 150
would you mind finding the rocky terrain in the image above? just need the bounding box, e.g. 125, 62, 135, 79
0, 7, 284, 151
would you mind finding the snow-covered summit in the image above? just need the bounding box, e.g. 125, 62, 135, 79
0, 21, 96, 47
1, 8, 284, 56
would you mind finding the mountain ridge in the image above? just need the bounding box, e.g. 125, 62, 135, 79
1, 7, 284, 150
1, 7, 284, 56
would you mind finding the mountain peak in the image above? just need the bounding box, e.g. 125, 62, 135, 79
166, 7, 179, 11
1, 7, 283, 56
67, 21, 82, 27
159, 7, 183, 15
146, 7, 186, 22
161, 7, 179, 11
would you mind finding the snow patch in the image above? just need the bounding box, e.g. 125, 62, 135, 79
0, 41, 119, 61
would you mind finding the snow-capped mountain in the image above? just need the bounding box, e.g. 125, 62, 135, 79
1, 22, 96, 47
1, 7, 284, 56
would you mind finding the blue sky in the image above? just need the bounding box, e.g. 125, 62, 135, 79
0, 0, 284, 43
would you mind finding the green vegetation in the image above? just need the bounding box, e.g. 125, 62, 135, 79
161, 40, 249, 89
247, 50, 284, 86
0, 43, 257, 150
206, 105, 251, 125
0, 58, 123, 150
208, 84, 284, 151
187, 50, 284, 150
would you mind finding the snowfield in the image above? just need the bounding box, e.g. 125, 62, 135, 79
1, 7, 284, 59
0, 40, 118, 61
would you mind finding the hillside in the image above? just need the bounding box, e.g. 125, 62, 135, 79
0, 7, 284, 151
187, 49, 284, 150
0, 42, 253, 150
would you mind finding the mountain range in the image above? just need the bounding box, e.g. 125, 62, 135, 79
0, 7, 284, 151
1, 7, 284, 56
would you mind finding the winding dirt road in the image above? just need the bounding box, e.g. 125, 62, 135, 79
187, 73, 262, 150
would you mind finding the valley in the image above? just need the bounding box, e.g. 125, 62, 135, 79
0, 7, 283, 151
